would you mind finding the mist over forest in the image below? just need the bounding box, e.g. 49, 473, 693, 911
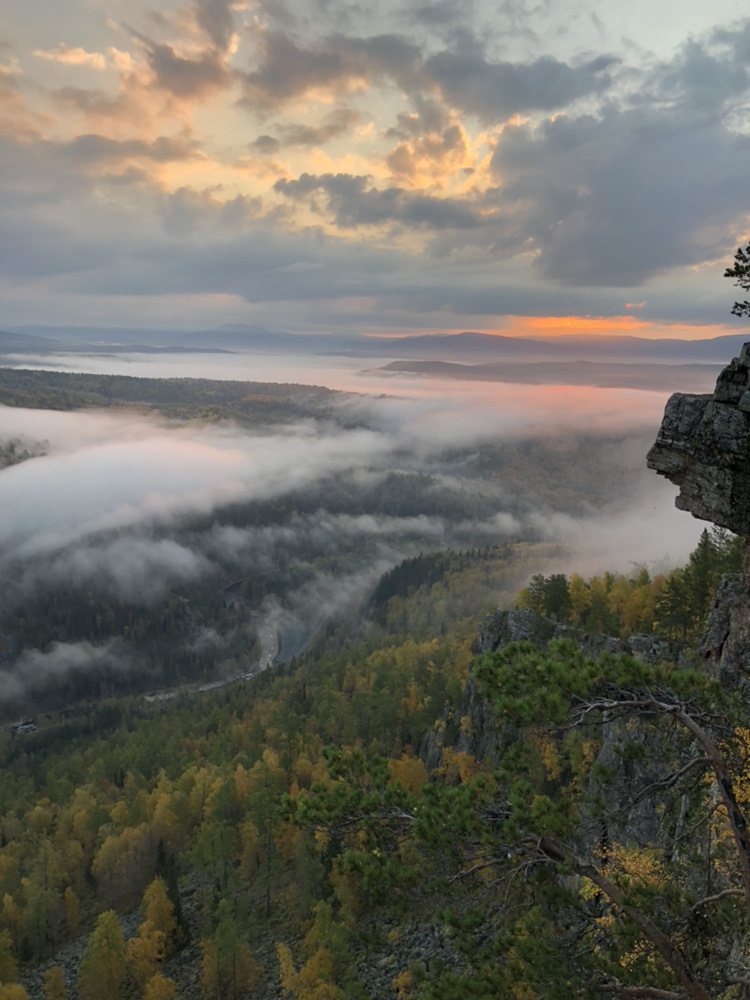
0, 363, 701, 715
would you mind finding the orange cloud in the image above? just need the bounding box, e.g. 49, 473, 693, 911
507, 316, 738, 341
369, 316, 741, 343
384, 121, 482, 193
34, 44, 107, 70
524, 315, 650, 334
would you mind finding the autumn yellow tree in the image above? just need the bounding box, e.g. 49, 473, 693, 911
43, 967, 66, 1000
127, 878, 178, 987
0, 986, 29, 1000
276, 942, 344, 1000
143, 972, 176, 1000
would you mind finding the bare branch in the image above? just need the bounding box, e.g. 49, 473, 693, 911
597, 983, 680, 999
691, 888, 745, 913
630, 756, 710, 803
447, 860, 497, 883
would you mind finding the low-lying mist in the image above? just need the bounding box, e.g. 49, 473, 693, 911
0, 374, 702, 711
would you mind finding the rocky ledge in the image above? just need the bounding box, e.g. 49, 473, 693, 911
647, 343, 750, 535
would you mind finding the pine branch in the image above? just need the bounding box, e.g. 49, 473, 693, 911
537, 836, 711, 1000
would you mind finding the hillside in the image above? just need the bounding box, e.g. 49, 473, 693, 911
0, 522, 741, 1000
0, 363, 745, 999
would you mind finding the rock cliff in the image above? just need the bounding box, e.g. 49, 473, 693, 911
648, 342, 750, 680
647, 342, 750, 536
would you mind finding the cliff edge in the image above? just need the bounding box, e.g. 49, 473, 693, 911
647, 342, 750, 537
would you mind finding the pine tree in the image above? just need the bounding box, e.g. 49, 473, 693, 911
77, 910, 127, 1000
201, 899, 260, 1000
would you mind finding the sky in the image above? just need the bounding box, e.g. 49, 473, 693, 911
2, 0, 749, 337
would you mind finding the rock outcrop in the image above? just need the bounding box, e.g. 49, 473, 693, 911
647, 343, 750, 536
648, 342, 750, 679
420, 608, 690, 773
699, 575, 750, 684
475, 607, 685, 663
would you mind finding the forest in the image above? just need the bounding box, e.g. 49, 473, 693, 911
0, 368, 659, 717
0, 522, 743, 1000
0, 367, 743, 999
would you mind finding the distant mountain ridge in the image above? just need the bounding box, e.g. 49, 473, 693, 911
5, 323, 750, 364
376, 359, 722, 392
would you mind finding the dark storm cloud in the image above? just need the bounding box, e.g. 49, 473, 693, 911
424, 50, 618, 122
274, 172, 483, 229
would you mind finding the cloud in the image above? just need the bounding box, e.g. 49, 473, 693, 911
385, 121, 477, 187
239, 31, 363, 108
159, 187, 261, 236
250, 108, 362, 151
64, 133, 199, 165
42, 537, 211, 604
410, 1, 471, 27
144, 41, 231, 98
651, 21, 750, 115
2, 639, 133, 701
274, 172, 484, 229
424, 49, 618, 123
385, 97, 450, 140
238, 30, 420, 110
193, 0, 237, 50
489, 104, 750, 286
526, 477, 703, 579
34, 44, 107, 70
0, 408, 393, 566
3, 5, 750, 331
